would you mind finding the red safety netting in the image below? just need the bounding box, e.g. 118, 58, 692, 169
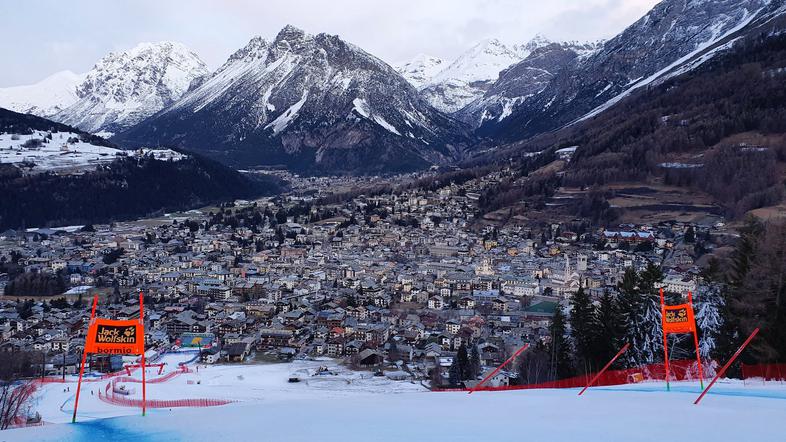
38, 365, 140, 384
741, 363, 786, 381
98, 380, 232, 408
435, 359, 712, 392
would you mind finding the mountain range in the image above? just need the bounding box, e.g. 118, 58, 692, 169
1, 0, 785, 175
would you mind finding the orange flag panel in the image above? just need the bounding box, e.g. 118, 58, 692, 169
85, 319, 145, 355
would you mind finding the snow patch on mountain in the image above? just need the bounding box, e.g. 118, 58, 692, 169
0, 71, 85, 117
53, 41, 209, 133
395, 54, 445, 89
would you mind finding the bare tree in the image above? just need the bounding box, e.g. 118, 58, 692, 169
0, 381, 36, 430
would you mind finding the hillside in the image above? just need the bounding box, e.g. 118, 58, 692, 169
469, 23, 786, 225
0, 108, 284, 230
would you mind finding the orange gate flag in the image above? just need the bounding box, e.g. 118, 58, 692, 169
662, 303, 696, 335
85, 318, 145, 355
660, 288, 704, 391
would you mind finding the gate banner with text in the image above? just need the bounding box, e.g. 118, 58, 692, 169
85, 319, 144, 355
662, 303, 696, 334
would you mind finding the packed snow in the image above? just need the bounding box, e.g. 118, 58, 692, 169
7, 353, 786, 442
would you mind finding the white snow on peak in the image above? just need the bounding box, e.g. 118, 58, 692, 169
419, 35, 552, 113
577, 5, 764, 124
0, 71, 85, 117
395, 54, 445, 89
53, 41, 209, 133
428, 38, 525, 86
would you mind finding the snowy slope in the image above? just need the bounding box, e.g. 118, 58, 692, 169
115, 26, 473, 174
395, 54, 445, 89
419, 38, 540, 113
483, 0, 778, 140
0, 130, 186, 174
458, 41, 601, 128
53, 42, 209, 133
0, 130, 123, 173
0, 71, 85, 117
11, 359, 786, 442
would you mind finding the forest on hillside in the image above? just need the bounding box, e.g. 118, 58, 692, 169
0, 155, 285, 230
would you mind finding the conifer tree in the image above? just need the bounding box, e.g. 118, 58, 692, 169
594, 290, 622, 367
456, 343, 471, 381
469, 344, 481, 380
548, 305, 573, 379
569, 287, 599, 373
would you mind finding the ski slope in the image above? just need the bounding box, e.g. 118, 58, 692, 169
6, 348, 786, 442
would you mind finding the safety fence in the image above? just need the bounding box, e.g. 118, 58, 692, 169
435, 359, 713, 392
111, 365, 191, 384
38, 365, 140, 384
741, 363, 786, 382
98, 379, 233, 408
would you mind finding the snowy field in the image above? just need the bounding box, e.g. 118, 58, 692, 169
4, 350, 786, 441
0, 131, 122, 172
0, 131, 186, 173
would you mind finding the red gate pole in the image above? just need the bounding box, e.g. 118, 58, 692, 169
139, 291, 147, 417
688, 291, 705, 389
468, 343, 529, 394
72, 295, 98, 423
578, 343, 630, 396
660, 289, 671, 392
694, 327, 759, 405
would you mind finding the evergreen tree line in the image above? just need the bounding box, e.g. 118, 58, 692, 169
711, 219, 786, 373
518, 262, 727, 383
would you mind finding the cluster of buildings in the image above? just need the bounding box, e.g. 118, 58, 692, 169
0, 172, 724, 383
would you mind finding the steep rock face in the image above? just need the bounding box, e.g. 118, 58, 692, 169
482, 0, 775, 140
0, 71, 85, 117
53, 42, 209, 134
116, 26, 474, 174
458, 41, 600, 128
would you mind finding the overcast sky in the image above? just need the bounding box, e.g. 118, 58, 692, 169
0, 0, 660, 87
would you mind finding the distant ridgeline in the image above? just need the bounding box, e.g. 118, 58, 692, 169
0, 107, 285, 230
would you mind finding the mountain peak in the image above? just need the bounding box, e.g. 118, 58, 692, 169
276, 24, 308, 42
53, 41, 209, 133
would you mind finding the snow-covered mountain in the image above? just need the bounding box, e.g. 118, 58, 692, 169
482, 0, 780, 141
458, 41, 601, 128
115, 26, 474, 174
417, 37, 549, 113
395, 54, 445, 90
53, 42, 209, 134
0, 71, 85, 117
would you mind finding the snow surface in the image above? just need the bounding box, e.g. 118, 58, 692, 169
8, 371, 786, 441
53, 41, 209, 132
0, 71, 84, 117
0, 131, 123, 172
0, 131, 186, 173
8, 347, 786, 441
395, 54, 445, 89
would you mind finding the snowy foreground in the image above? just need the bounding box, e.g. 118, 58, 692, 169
5, 353, 786, 441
